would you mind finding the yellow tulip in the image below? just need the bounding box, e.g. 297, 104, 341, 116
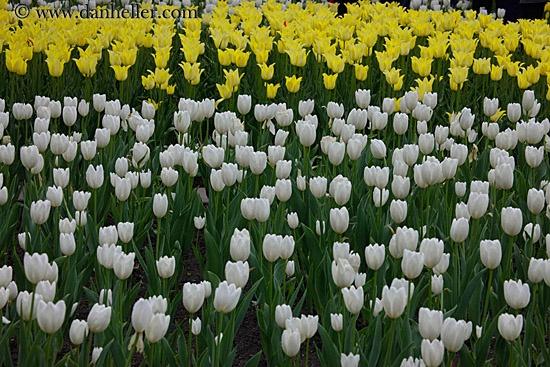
120, 49, 138, 66
285, 75, 302, 93
490, 65, 503, 81
153, 51, 170, 69
258, 63, 275, 80
216, 82, 233, 100
180, 62, 204, 83
166, 84, 176, 95
218, 49, 233, 67
142, 74, 155, 90
265, 83, 280, 99
234, 49, 251, 68
412, 77, 435, 101
255, 50, 270, 64
323, 73, 338, 90
153, 68, 172, 86
472, 58, 491, 75
546, 84, 550, 101
411, 57, 433, 77
448, 66, 468, 86
525, 65, 540, 84
108, 50, 122, 66
506, 61, 522, 78
46, 58, 65, 77
383, 67, 401, 86
74, 55, 99, 78
6, 56, 27, 76
111, 65, 130, 81
490, 109, 506, 122
325, 54, 345, 74
517, 72, 531, 89
287, 48, 308, 67
354, 64, 368, 81
224, 68, 243, 88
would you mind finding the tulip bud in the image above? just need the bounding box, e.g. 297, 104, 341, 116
441, 318, 472, 352
286, 261, 295, 277
156, 256, 175, 278
419, 308, 443, 340
382, 285, 407, 318
528, 258, 545, 283
214, 281, 241, 313
275, 304, 292, 328
153, 193, 168, 218
70, 320, 89, 345
421, 339, 445, 367
450, 218, 469, 243
402, 250, 424, 279
281, 329, 301, 357
432, 274, 443, 294
183, 283, 205, 313
497, 313, 523, 342
191, 318, 201, 335
330, 207, 349, 234
225, 261, 249, 288
342, 285, 364, 314
88, 303, 111, 333
145, 313, 170, 344
467, 192, 488, 219
504, 279, 530, 309
501, 207, 522, 236
527, 188, 545, 215
390, 200, 407, 224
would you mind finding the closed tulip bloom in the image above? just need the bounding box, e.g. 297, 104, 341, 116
373, 188, 389, 207
286, 261, 295, 277
342, 285, 364, 314
250, 151, 268, 175
225, 261, 249, 288
504, 280, 530, 309
161, 167, 179, 187
441, 318, 472, 352
281, 328, 301, 357
202, 145, 224, 169
181, 282, 206, 315
193, 216, 206, 230
36, 300, 65, 334
329, 175, 352, 206
355, 90, 370, 109
254, 198, 270, 222
24, 252, 49, 284
237, 95, 251, 115
240, 199, 255, 221
390, 200, 407, 224
46, 186, 63, 208
275, 179, 292, 202
190, 317, 202, 335
330, 207, 349, 234
479, 240, 501, 269
467, 192, 488, 219
263, 234, 282, 262
328, 142, 345, 166
450, 218, 469, 243
30, 200, 51, 225
309, 176, 327, 198
145, 313, 170, 343
382, 285, 407, 318
392, 175, 410, 199
395, 227, 419, 257
99, 226, 118, 246
370, 139, 386, 159
113, 252, 134, 280
402, 144, 419, 166
88, 304, 111, 333
286, 212, 299, 230
501, 207, 523, 236
450, 144, 468, 166
420, 238, 444, 269
73, 191, 91, 212
116, 222, 133, 244
276, 160, 292, 180
507, 103, 521, 123
340, 353, 360, 367
527, 188, 545, 215
275, 304, 293, 328
97, 244, 122, 269
421, 339, 444, 367
132, 298, 153, 333
52, 168, 69, 188
528, 258, 545, 283
153, 194, 168, 218
419, 133, 435, 155
498, 313, 523, 341
86, 165, 104, 190
70, 320, 89, 345
523, 223, 541, 243
59, 233, 76, 256
402, 250, 424, 279
365, 244, 385, 270
331, 259, 355, 288
419, 308, 443, 340
296, 121, 316, 147
432, 274, 444, 294
35, 280, 56, 303
214, 281, 241, 313
525, 146, 544, 168
156, 256, 175, 278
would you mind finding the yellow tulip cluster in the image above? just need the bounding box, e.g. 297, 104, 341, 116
1, 0, 550, 102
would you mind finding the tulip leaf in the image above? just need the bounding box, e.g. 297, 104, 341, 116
317, 324, 340, 366
244, 351, 262, 367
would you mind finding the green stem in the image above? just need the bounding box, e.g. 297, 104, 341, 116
384, 319, 397, 366
482, 269, 494, 327
188, 313, 193, 367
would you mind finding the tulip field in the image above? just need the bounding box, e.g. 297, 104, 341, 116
1, 0, 550, 366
